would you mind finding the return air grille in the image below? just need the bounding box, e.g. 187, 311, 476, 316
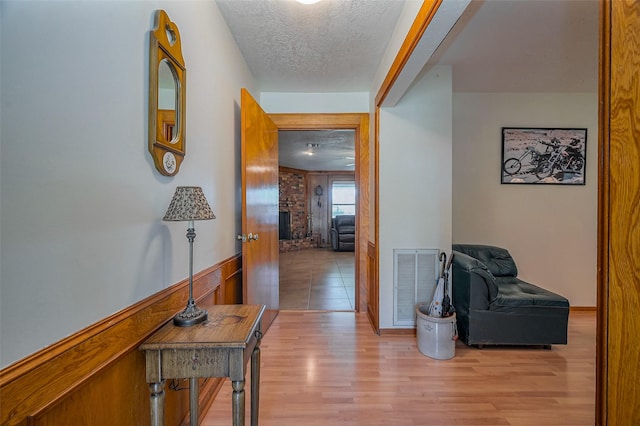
393, 249, 439, 326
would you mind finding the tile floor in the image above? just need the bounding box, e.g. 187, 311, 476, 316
279, 248, 355, 311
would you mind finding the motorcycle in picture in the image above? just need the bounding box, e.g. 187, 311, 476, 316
534, 137, 585, 180
502, 143, 545, 175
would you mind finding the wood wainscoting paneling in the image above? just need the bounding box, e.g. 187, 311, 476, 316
0, 254, 243, 426
366, 241, 379, 333
221, 254, 243, 305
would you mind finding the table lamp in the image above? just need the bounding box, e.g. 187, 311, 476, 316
163, 186, 216, 326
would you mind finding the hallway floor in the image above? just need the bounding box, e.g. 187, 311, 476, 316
204, 311, 596, 425
279, 248, 355, 311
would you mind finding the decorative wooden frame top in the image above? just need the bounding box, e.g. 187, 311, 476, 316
148, 10, 187, 176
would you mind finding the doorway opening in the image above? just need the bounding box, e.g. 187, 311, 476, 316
277, 129, 356, 311
269, 112, 370, 316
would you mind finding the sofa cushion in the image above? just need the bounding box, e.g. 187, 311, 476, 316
338, 234, 355, 243
453, 244, 518, 277
490, 276, 570, 313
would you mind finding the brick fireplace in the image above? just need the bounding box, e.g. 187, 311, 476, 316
279, 167, 316, 252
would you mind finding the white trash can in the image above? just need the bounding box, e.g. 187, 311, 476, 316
416, 305, 456, 360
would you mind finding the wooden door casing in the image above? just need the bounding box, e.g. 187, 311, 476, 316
269, 113, 370, 314
597, 1, 640, 423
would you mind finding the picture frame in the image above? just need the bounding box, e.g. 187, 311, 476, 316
501, 127, 587, 185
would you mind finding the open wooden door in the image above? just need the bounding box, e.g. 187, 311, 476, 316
240, 88, 279, 329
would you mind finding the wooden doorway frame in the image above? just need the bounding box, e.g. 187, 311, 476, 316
369, 1, 443, 333
596, 1, 640, 422
269, 113, 370, 313
372, 0, 639, 421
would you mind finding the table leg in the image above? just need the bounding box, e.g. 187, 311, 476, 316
232, 380, 245, 426
251, 345, 261, 426
149, 381, 165, 426
190, 377, 199, 425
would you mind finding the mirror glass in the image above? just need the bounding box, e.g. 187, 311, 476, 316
157, 59, 178, 143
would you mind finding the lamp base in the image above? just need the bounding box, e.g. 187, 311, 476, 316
173, 300, 208, 327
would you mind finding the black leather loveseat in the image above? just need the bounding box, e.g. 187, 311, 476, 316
330, 215, 355, 251
451, 244, 569, 348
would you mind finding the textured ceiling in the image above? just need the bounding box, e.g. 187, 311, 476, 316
215, 0, 599, 171
215, 0, 405, 92
278, 130, 355, 171
431, 0, 599, 93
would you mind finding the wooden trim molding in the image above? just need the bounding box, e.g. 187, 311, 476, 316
378, 328, 416, 337
571, 306, 597, 312
0, 253, 243, 426
371, 1, 443, 333
597, 1, 640, 423
596, 1, 611, 423
279, 165, 309, 175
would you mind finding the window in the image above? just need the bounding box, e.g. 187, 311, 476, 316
331, 181, 356, 217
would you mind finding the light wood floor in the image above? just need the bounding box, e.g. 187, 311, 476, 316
203, 310, 596, 425
279, 248, 355, 311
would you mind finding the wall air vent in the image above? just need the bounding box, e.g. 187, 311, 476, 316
393, 249, 439, 326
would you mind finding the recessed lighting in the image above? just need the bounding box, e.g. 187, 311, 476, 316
296, 0, 321, 4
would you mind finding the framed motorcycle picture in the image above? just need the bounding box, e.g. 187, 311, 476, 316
501, 127, 587, 185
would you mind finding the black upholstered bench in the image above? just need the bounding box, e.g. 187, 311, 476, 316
451, 244, 569, 348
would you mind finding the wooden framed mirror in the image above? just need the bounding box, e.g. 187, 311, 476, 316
149, 10, 186, 176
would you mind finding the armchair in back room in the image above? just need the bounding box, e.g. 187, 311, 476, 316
330, 215, 355, 251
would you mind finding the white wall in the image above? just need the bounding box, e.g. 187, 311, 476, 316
0, 0, 257, 367
370, 0, 424, 97
378, 66, 453, 328
260, 92, 368, 113
452, 92, 598, 306
369, 0, 424, 242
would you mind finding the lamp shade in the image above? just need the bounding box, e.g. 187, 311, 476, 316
163, 186, 216, 222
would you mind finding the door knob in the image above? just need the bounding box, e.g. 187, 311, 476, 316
247, 232, 259, 241
237, 234, 247, 242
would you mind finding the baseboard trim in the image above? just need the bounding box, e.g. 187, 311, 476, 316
378, 307, 596, 336
378, 328, 416, 336
570, 306, 597, 312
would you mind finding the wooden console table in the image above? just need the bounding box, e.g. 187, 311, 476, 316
140, 304, 265, 426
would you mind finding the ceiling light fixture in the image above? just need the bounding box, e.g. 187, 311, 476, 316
305, 142, 319, 156
296, 0, 322, 4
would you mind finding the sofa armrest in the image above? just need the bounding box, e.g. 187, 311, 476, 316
330, 227, 339, 250
452, 251, 499, 313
